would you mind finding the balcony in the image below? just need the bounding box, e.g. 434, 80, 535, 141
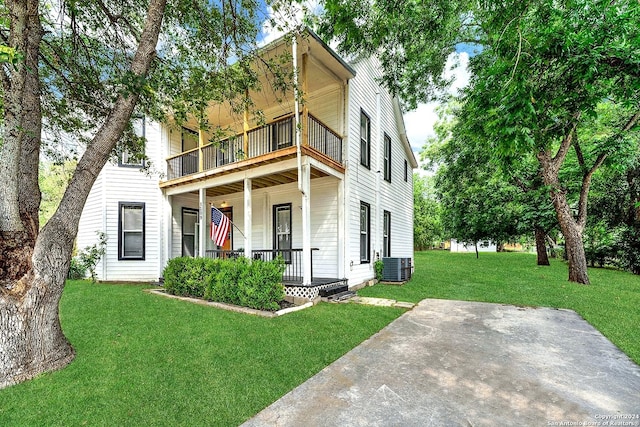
166, 114, 343, 182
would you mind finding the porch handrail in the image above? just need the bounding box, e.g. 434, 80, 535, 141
165, 146, 200, 162
203, 248, 318, 283
165, 114, 343, 180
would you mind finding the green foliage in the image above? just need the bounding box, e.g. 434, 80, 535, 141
68, 232, 107, 281
67, 258, 86, 280
163, 256, 286, 311
374, 259, 384, 281
413, 174, 444, 250
163, 257, 218, 298
207, 257, 285, 311
317, 0, 471, 109
38, 160, 76, 227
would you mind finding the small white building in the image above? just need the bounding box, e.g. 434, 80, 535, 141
449, 239, 497, 253
77, 29, 417, 298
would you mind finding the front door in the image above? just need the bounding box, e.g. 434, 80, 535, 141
273, 203, 292, 262
219, 207, 233, 252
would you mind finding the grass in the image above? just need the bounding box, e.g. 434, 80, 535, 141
0, 282, 404, 426
360, 250, 640, 364
2, 252, 638, 425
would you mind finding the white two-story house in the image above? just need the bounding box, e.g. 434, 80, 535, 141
77, 29, 417, 299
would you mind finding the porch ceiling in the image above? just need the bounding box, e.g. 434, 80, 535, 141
184, 31, 352, 132
202, 166, 331, 198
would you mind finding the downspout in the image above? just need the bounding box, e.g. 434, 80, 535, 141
375, 90, 381, 262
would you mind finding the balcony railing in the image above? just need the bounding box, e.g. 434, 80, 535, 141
204, 248, 318, 283
166, 114, 342, 181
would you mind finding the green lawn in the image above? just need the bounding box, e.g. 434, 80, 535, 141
1, 252, 638, 426
360, 251, 640, 364
0, 282, 403, 426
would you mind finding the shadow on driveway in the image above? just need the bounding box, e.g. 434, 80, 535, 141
244, 299, 640, 426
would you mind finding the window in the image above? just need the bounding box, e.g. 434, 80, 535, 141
360, 110, 371, 168
360, 202, 370, 263
383, 210, 391, 257
118, 202, 145, 260
404, 159, 408, 182
119, 117, 145, 167
383, 133, 391, 182
182, 208, 198, 257
273, 203, 292, 263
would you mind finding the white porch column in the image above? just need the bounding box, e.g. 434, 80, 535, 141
337, 178, 345, 279
244, 177, 252, 259
162, 192, 172, 271
198, 188, 206, 257
301, 160, 312, 285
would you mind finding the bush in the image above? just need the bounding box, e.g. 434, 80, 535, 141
206, 257, 285, 311
163, 256, 286, 311
163, 257, 218, 298
374, 259, 384, 281
68, 257, 86, 280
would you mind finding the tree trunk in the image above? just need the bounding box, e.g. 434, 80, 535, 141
0, 0, 167, 389
0, 249, 74, 388
534, 227, 550, 266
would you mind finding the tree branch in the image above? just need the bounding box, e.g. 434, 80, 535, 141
551, 113, 581, 173
577, 151, 608, 229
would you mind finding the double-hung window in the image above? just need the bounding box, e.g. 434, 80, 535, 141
360, 110, 371, 168
384, 133, 391, 182
383, 210, 391, 257
360, 202, 370, 263
118, 202, 145, 260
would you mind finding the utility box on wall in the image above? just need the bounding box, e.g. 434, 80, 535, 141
382, 257, 412, 282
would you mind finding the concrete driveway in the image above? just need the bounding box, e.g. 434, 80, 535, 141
243, 299, 640, 426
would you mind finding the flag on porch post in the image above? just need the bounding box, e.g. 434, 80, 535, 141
210, 206, 230, 247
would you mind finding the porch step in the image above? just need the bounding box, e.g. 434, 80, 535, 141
325, 290, 356, 301
319, 283, 348, 297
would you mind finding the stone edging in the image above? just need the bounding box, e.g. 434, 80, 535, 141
145, 289, 315, 318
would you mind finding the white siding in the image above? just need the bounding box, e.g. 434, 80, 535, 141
77, 120, 164, 282
344, 57, 415, 286
77, 168, 105, 276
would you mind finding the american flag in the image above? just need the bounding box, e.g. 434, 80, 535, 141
210, 206, 230, 247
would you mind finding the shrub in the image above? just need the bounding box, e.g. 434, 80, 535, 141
163, 257, 218, 298
206, 257, 285, 311
164, 256, 286, 311
374, 259, 384, 281
68, 257, 86, 280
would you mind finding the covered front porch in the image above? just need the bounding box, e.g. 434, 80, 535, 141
161, 160, 347, 292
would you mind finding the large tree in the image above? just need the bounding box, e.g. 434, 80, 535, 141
0, 0, 286, 388
319, 0, 640, 284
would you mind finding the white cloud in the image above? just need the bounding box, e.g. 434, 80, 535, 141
404, 52, 470, 151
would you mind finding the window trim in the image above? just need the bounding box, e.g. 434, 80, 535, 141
119, 116, 146, 168
118, 202, 145, 261
181, 207, 199, 257
360, 201, 371, 263
273, 203, 293, 263
383, 210, 391, 258
404, 159, 408, 182
360, 109, 371, 169
383, 133, 392, 183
